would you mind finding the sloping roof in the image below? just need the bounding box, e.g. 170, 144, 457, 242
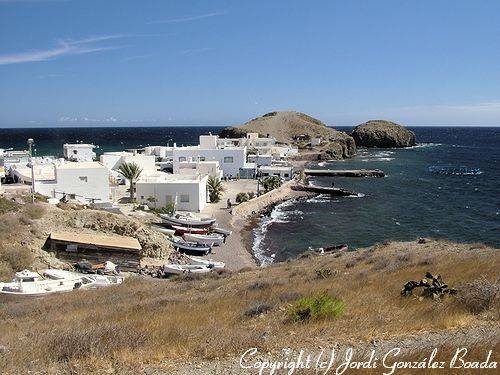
50, 232, 142, 251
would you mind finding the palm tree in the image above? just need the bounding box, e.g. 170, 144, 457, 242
118, 162, 143, 203
207, 176, 224, 203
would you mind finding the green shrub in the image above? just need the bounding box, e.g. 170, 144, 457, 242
288, 292, 344, 322
152, 202, 175, 216
0, 197, 20, 215
236, 192, 249, 203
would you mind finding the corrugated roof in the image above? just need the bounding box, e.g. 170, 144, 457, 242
50, 232, 142, 251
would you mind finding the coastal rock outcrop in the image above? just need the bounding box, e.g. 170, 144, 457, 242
219, 111, 356, 159
351, 120, 416, 148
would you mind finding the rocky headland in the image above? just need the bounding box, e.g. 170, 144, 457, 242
351, 119, 416, 148
220, 111, 356, 160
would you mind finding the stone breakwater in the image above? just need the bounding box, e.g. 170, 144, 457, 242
231, 180, 311, 220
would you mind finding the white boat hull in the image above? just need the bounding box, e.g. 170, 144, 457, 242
183, 233, 224, 246
163, 264, 213, 275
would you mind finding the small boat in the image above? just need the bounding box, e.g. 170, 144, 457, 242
315, 243, 348, 254
183, 233, 225, 246
212, 226, 232, 236
160, 213, 216, 227
152, 225, 176, 236
185, 256, 225, 269
168, 236, 211, 254
86, 274, 124, 287
163, 264, 213, 275
0, 269, 94, 301
171, 225, 208, 235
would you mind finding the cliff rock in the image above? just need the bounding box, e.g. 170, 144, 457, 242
351, 120, 416, 148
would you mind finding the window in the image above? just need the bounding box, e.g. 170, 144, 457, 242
199, 156, 205, 161
179, 157, 186, 162
73, 150, 78, 154
180, 194, 190, 203
284, 173, 289, 178
223, 156, 234, 163
140, 196, 144, 200
79, 176, 88, 182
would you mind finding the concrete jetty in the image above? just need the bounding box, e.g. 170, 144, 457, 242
304, 169, 385, 177
292, 183, 358, 197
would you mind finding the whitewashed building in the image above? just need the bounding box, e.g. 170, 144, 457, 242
258, 165, 294, 181
34, 161, 111, 203
172, 135, 248, 178
136, 172, 208, 212
247, 154, 273, 167
174, 160, 223, 179
100, 152, 156, 173
63, 144, 96, 162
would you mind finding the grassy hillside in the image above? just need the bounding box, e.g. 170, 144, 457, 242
0, 239, 498, 374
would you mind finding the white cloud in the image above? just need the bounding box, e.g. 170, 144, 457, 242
0, 36, 127, 65
58, 116, 118, 123
149, 11, 226, 24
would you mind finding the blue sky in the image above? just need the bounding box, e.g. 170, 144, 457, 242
1, 0, 499, 127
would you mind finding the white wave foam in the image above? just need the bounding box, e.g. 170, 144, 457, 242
252, 199, 299, 267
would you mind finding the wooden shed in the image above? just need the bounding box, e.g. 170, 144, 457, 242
49, 232, 142, 271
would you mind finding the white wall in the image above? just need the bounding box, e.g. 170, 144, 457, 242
63, 145, 96, 162
173, 147, 246, 178
259, 166, 294, 181
100, 153, 156, 173
136, 175, 207, 212
36, 163, 110, 203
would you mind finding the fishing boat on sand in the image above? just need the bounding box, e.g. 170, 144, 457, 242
212, 226, 232, 236
168, 236, 211, 254
183, 233, 225, 246
163, 264, 214, 275
313, 243, 349, 255
160, 213, 216, 227
171, 225, 208, 235
185, 256, 225, 269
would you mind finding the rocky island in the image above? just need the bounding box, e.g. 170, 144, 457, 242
351, 120, 416, 148
220, 111, 356, 160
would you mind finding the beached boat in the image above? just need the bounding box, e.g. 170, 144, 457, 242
183, 233, 225, 246
0, 269, 94, 301
212, 226, 232, 236
168, 236, 211, 254
163, 264, 213, 275
160, 213, 216, 227
151, 225, 176, 236
315, 243, 348, 254
171, 225, 208, 235
185, 256, 225, 269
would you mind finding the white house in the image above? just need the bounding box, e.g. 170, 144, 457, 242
258, 165, 294, 181
100, 152, 156, 173
247, 154, 273, 167
63, 144, 96, 162
135, 172, 208, 212
34, 161, 111, 203
174, 159, 223, 179
172, 135, 247, 178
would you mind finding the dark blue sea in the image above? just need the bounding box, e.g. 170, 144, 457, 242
1, 126, 498, 261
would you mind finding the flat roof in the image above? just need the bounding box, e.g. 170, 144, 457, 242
50, 232, 142, 251
64, 144, 95, 148
56, 161, 106, 170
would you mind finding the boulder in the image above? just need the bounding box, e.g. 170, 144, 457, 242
219, 111, 356, 159
351, 120, 416, 148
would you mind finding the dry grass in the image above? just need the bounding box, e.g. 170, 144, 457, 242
0, 240, 498, 373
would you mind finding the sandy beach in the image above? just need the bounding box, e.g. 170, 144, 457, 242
200, 178, 312, 270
